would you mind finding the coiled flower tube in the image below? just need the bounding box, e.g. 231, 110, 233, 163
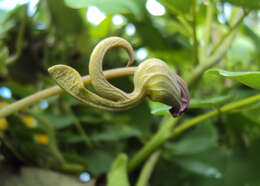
48, 37, 189, 117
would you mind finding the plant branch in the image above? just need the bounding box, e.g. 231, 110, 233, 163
210, 11, 248, 56
5, 7, 27, 65
26, 110, 65, 165
0, 67, 137, 118
159, 0, 193, 35
201, 0, 215, 60
136, 150, 161, 186
187, 12, 248, 87
128, 115, 179, 172
187, 23, 238, 87
128, 93, 260, 172
192, 0, 199, 64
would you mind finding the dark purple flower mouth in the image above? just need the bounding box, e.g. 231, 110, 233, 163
170, 74, 190, 117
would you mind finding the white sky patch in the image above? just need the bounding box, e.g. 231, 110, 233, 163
136, 48, 148, 61
86, 6, 106, 26
146, 0, 166, 16
125, 23, 136, 35
79, 172, 91, 182
0, 0, 26, 10
217, 2, 232, 24
28, 0, 39, 16
0, 0, 39, 16
0, 86, 12, 99
112, 14, 124, 25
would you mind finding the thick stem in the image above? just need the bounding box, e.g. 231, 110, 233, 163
128, 115, 178, 172
0, 67, 137, 118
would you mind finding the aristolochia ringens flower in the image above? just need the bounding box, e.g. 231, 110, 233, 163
48, 37, 189, 117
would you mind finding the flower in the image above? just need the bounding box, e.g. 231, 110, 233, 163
35, 134, 49, 145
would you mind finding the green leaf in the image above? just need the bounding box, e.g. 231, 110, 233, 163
107, 154, 130, 186
43, 114, 77, 129
65, 0, 145, 20
223, 0, 260, 9
158, 0, 192, 14
91, 126, 141, 142
206, 69, 260, 90
149, 101, 171, 115
190, 94, 235, 108
177, 159, 223, 178
47, 0, 84, 35
3, 167, 94, 186
166, 122, 217, 155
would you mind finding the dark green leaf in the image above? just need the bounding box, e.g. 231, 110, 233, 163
91, 126, 141, 142
190, 94, 235, 108
43, 114, 77, 129
166, 122, 217, 155
223, 0, 260, 9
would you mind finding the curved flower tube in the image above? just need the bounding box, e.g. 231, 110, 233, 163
48, 37, 189, 117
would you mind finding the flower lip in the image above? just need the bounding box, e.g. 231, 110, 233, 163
169, 74, 190, 117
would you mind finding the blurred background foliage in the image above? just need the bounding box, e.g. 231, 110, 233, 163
0, 0, 260, 185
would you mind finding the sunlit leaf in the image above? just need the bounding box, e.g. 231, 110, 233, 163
149, 101, 171, 115
65, 0, 145, 20
206, 69, 260, 89
107, 154, 130, 186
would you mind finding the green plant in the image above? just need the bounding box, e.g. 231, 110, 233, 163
0, 0, 260, 186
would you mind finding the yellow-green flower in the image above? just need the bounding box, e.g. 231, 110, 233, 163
20, 115, 37, 128
35, 134, 49, 145
0, 118, 8, 130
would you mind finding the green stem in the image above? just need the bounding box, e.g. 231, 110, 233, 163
136, 150, 161, 186
0, 67, 137, 118
187, 24, 237, 87
5, 6, 27, 65
128, 93, 260, 172
64, 104, 92, 148
128, 115, 178, 172
187, 12, 248, 87
192, 0, 199, 64
201, 0, 215, 60
210, 11, 247, 56
26, 111, 65, 165
159, 0, 193, 35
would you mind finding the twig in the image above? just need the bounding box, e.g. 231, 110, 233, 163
210, 11, 248, 56
5, 6, 27, 65
159, 0, 193, 35
192, 0, 199, 64
136, 150, 161, 186
201, 0, 215, 60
